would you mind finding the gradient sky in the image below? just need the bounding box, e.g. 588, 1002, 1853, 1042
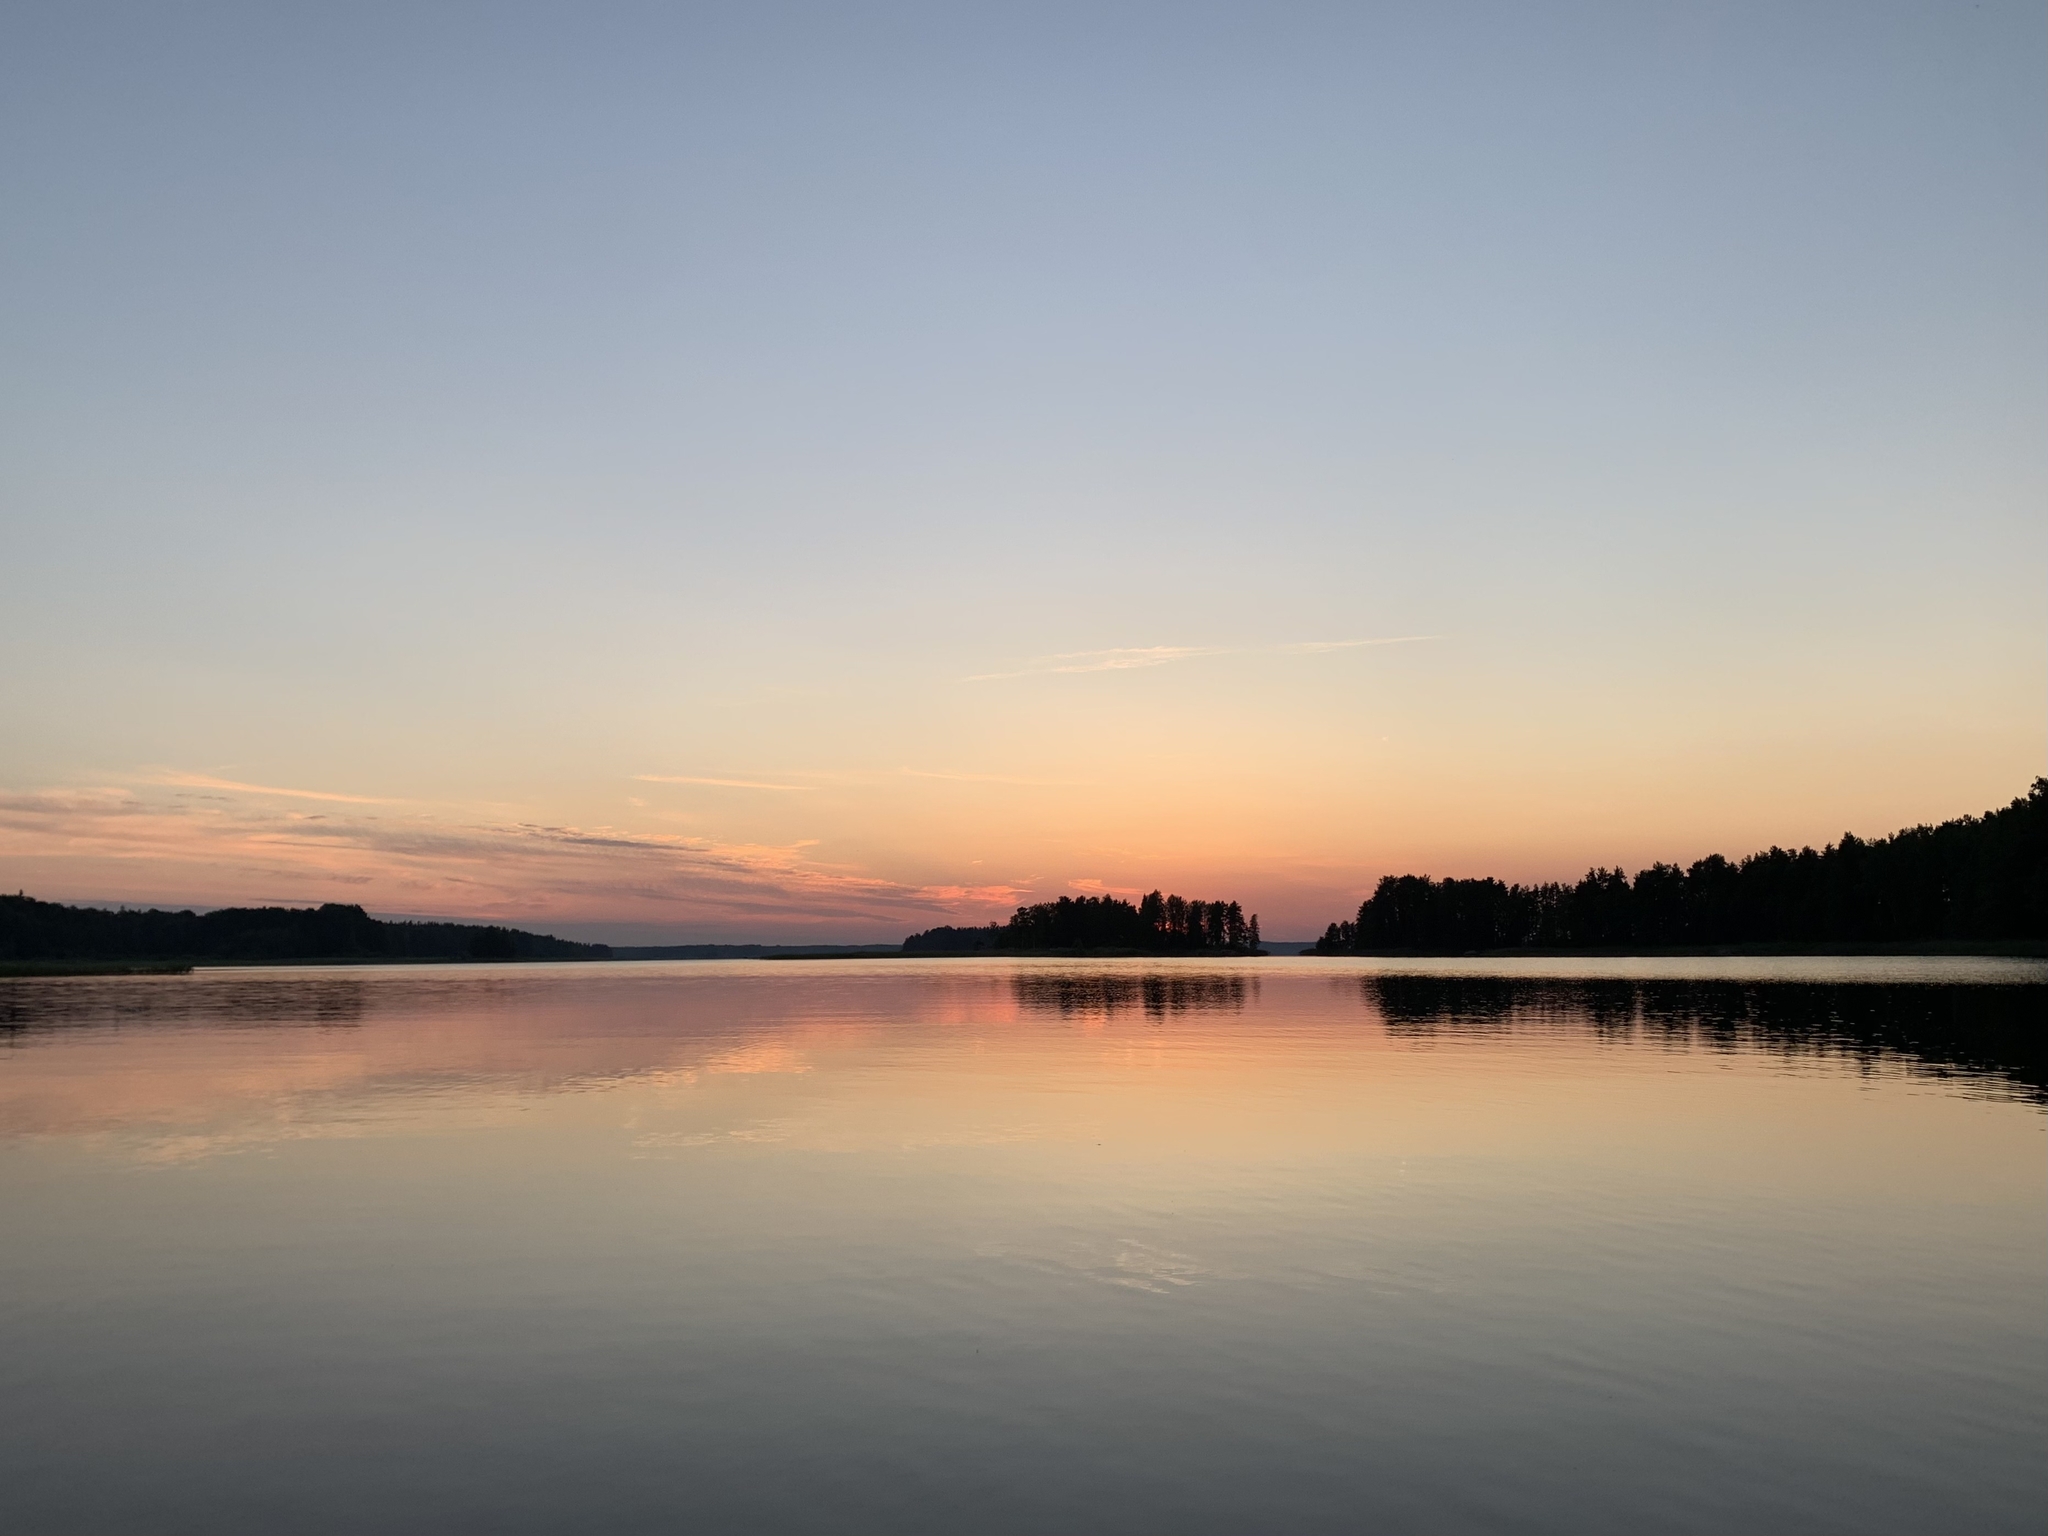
2, 2, 2042, 941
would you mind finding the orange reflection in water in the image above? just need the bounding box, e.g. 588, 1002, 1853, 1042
1, 960, 2036, 1208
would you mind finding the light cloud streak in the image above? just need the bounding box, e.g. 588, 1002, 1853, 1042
152, 772, 391, 804
966, 636, 1438, 681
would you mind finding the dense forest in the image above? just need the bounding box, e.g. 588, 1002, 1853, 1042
907, 892, 1262, 955
1313, 780, 2047, 955
0, 895, 610, 964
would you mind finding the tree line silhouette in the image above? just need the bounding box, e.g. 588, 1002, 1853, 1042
0, 895, 610, 964
906, 892, 1263, 955
1313, 780, 2046, 954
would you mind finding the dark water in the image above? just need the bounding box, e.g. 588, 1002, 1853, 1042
1, 957, 2042, 1535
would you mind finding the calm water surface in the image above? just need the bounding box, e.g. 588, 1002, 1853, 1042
2, 957, 2042, 1534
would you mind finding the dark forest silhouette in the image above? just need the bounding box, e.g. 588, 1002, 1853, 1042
0, 895, 609, 965
907, 892, 1262, 955
1314, 780, 2046, 955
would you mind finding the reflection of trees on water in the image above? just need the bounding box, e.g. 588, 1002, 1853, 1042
1360, 976, 2046, 1099
0, 975, 373, 1034
1014, 972, 1254, 1019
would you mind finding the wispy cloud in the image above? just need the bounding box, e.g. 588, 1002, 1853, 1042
153, 772, 391, 804
966, 646, 1217, 682
634, 774, 812, 792
1067, 876, 1142, 896
0, 782, 1024, 931
966, 635, 1438, 682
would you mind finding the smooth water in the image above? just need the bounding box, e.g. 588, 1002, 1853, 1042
1, 957, 2042, 1535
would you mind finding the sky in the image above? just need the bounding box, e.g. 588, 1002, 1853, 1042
1, 1, 2042, 942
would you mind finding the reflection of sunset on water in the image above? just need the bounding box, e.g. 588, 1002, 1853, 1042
3, 962, 2037, 1188
2, 959, 2041, 1534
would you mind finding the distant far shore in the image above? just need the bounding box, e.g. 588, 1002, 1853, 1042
0, 959, 196, 977
7, 878, 2042, 979
1316, 938, 2048, 960
750, 939, 2048, 961
6, 939, 2044, 978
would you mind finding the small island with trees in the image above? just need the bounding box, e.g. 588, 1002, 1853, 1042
906, 892, 1263, 956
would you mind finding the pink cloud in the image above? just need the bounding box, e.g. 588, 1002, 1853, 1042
0, 783, 1028, 935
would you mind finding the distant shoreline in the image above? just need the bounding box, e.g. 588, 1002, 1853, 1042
750, 938, 2048, 961
0, 960, 195, 977
1315, 939, 2048, 960
5, 940, 2041, 979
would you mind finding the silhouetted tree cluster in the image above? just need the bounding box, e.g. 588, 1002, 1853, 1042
1004, 891, 1261, 953
0, 896, 610, 963
1313, 780, 2046, 954
908, 893, 1263, 955
901, 924, 1005, 955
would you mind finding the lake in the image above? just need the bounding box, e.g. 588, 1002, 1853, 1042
1, 956, 2042, 1534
